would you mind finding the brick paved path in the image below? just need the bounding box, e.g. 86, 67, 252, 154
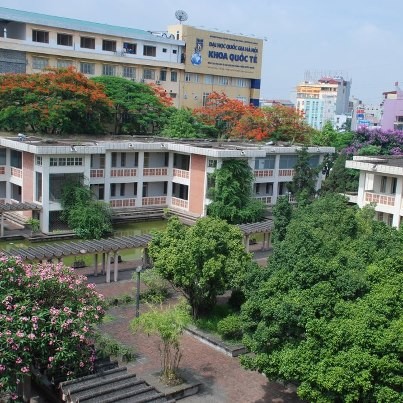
96, 280, 302, 403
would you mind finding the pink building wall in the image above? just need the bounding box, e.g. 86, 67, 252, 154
188, 154, 206, 216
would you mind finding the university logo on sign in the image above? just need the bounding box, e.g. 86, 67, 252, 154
191, 38, 203, 66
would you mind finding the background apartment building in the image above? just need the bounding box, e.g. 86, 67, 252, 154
0, 135, 333, 233
0, 7, 263, 109
296, 75, 351, 130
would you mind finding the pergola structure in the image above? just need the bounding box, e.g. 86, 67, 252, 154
4, 234, 152, 283
3, 219, 274, 283
0, 202, 41, 237
239, 220, 274, 252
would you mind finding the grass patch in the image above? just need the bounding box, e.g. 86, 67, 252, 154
102, 313, 116, 324
194, 304, 233, 333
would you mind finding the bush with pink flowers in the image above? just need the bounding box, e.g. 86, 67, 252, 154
0, 255, 106, 399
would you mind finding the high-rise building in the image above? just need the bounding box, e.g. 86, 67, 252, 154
296, 76, 351, 130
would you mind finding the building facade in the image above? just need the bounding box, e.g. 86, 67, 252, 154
0, 7, 263, 109
0, 134, 333, 233
296, 76, 351, 130
380, 84, 403, 131
345, 156, 403, 228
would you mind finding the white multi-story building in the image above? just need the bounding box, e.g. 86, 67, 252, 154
346, 156, 403, 227
0, 134, 333, 233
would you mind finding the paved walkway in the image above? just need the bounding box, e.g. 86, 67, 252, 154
96, 278, 301, 403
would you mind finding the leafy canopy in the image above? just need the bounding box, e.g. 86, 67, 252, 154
148, 216, 253, 318
207, 159, 265, 224
241, 195, 403, 402
0, 67, 111, 134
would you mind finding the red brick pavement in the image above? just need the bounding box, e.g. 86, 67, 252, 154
96, 280, 302, 403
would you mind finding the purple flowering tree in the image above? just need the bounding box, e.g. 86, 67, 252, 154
344, 127, 403, 156
0, 255, 106, 400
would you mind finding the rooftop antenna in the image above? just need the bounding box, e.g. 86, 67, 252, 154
175, 10, 188, 24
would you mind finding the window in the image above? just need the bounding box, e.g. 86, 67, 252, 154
110, 183, 116, 197
236, 78, 249, 87
102, 64, 116, 76
380, 176, 387, 193
208, 159, 217, 168
391, 177, 397, 194
57, 33, 73, 46
32, 30, 49, 43
133, 182, 138, 196
143, 69, 155, 80
143, 45, 156, 57
202, 92, 211, 106
279, 155, 298, 169
255, 156, 275, 170
80, 37, 95, 49
123, 66, 135, 79
121, 153, 126, 167
120, 183, 125, 197
49, 157, 82, 166
123, 42, 137, 54
169, 93, 177, 99
36, 172, 42, 202
102, 40, 116, 52
185, 73, 191, 82
388, 214, 393, 226
265, 183, 273, 195
80, 62, 95, 75
204, 75, 213, 84
171, 71, 177, 82
0, 148, 6, 165
32, 57, 48, 70
111, 153, 117, 168
236, 96, 248, 105
57, 59, 73, 68
172, 49, 177, 54
160, 70, 167, 81
217, 76, 229, 86
162, 48, 167, 53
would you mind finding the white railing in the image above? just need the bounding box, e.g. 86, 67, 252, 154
365, 192, 395, 207
109, 198, 136, 208
143, 168, 168, 176
254, 170, 274, 178
110, 168, 137, 177
11, 167, 22, 178
142, 196, 167, 206
255, 196, 272, 205
90, 169, 104, 178
171, 197, 189, 209
173, 168, 190, 179
278, 169, 295, 177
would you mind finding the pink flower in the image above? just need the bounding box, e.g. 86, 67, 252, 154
16, 330, 24, 337
21, 366, 30, 373
15, 357, 22, 364
0, 364, 6, 372
48, 356, 54, 362
79, 361, 84, 368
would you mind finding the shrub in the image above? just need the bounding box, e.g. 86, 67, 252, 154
228, 289, 245, 311
217, 314, 243, 340
139, 269, 170, 304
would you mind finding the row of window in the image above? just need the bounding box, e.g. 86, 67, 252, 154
49, 157, 83, 166
32, 30, 175, 57
185, 73, 249, 87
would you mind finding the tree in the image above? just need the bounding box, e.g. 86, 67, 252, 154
271, 195, 293, 244
287, 146, 318, 205
161, 108, 216, 138
320, 153, 359, 194
148, 216, 253, 318
131, 302, 191, 385
0, 67, 111, 134
91, 76, 172, 135
60, 181, 112, 239
262, 105, 316, 144
207, 159, 265, 224
0, 255, 106, 399
240, 195, 403, 402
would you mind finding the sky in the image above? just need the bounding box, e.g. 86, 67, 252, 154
2, 0, 403, 105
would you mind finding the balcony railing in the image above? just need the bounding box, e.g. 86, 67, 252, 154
90, 169, 104, 178
143, 168, 168, 176
173, 168, 190, 179
111, 168, 137, 177
365, 192, 395, 206
142, 196, 167, 206
278, 169, 295, 177
171, 197, 189, 209
254, 170, 274, 177
255, 196, 272, 205
109, 198, 136, 208
11, 167, 22, 178
0, 166, 5, 175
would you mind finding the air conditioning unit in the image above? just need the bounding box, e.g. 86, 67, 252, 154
155, 80, 161, 85
140, 78, 145, 83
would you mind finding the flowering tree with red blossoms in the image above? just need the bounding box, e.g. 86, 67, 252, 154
0, 255, 106, 400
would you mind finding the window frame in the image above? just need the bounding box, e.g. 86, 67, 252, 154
143, 45, 157, 57
32, 30, 49, 43
80, 36, 95, 49
57, 33, 73, 47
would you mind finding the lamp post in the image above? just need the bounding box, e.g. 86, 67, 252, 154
135, 265, 143, 318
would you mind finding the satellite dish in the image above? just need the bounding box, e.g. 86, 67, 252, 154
175, 10, 188, 24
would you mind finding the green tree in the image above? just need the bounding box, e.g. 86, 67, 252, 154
241, 195, 403, 402
91, 76, 172, 135
61, 181, 112, 239
148, 216, 253, 318
0, 67, 111, 134
287, 146, 318, 205
131, 302, 191, 385
271, 195, 293, 244
207, 159, 265, 224
320, 153, 359, 194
